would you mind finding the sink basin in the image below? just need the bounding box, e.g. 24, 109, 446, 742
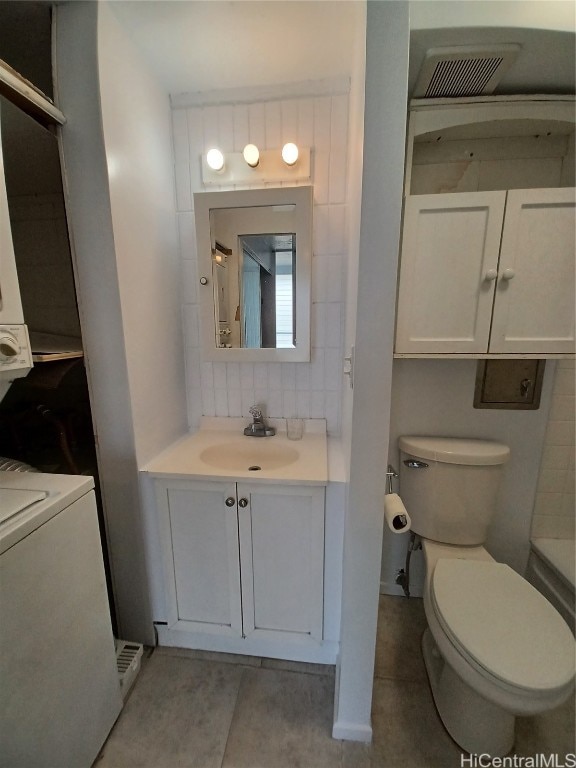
199, 441, 299, 471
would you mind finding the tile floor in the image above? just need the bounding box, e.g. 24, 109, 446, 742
94, 596, 575, 768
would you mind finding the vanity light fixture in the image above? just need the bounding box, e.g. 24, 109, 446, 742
206, 148, 225, 172
282, 142, 299, 166
201, 147, 310, 185
243, 144, 260, 168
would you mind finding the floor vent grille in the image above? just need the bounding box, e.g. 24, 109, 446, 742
414, 45, 521, 99
115, 640, 143, 699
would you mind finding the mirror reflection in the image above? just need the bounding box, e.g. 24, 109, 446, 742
194, 186, 312, 363
210, 205, 297, 349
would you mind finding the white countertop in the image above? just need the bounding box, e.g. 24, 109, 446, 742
142, 418, 328, 486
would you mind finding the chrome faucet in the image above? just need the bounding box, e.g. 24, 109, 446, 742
244, 405, 276, 437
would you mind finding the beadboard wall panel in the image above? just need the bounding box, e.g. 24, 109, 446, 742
172, 88, 350, 435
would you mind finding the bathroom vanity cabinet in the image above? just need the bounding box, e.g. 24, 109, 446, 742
153, 477, 326, 660
395, 96, 575, 359
396, 187, 575, 355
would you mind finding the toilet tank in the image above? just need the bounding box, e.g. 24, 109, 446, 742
399, 436, 510, 546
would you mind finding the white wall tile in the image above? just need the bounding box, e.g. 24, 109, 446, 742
281, 99, 299, 145
533, 362, 575, 539
202, 388, 216, 417
549, 395, 575, 421
227, 388, 242, 417
268, 363, 282, 390
213, 362, 227, 389
214, 388, 229, 417
187, 109, 204, 197
298, 99, 314, 147
200, 362, 214, 389
297, 390, 311, 417
181, 258, 198, 305
226, 362, 241, 391
173, 88, 349, 435
541, 444, 571, 471
537, 469, 568, 494
296, 363, 310, 391
283, 389, 296, 418
554, 368, 575, 396
533, 492, 563, 516
240, 363, 254, 390
325, 303, 343, 348
183, 304, 200, 348
545, 420, 574, 446
281, 362, 296, 391
232, 104, 250, 151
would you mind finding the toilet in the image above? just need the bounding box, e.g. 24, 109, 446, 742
399, 436, 575, 757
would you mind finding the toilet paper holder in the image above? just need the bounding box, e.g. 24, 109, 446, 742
386, 464, 398, 494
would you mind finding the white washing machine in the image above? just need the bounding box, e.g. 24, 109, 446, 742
0, 471, 123, 767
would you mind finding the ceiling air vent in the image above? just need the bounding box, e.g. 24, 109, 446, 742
413, 45, 521, 99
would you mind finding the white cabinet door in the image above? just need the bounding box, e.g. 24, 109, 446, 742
396, 192, 507, 354
164, 481, 242, 636
489, 188, 576, 354
237, 483, 324, 643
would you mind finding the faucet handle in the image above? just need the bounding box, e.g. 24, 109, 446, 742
249, 405, 263, 420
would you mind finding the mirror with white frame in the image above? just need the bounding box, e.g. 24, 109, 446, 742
194, 186, 312, 362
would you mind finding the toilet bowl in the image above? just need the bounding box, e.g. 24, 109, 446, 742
398, 436, 576, 757
421, 540, 575, 756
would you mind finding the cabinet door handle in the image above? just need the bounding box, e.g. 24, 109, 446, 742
238, 498, 249, 508
225, 496, 236, 507
502, 269, 515, 281
484, 269, 498, 281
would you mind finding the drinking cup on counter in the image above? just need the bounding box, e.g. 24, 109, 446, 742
286, 418, 304, 440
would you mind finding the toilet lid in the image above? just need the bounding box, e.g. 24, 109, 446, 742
431, 559, 575, 692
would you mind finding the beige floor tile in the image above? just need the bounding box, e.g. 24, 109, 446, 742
95, 654, 243, 768
221, 667, 342, 768
514, 694, 576, 758
370, 677, 463, 767
374, 595, 428, 682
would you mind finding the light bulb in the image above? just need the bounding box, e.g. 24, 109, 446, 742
282, 142, 299, 166
206, 148, 225, 171
243, 144, 260, 168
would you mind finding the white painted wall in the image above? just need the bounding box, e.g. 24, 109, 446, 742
54, 1, 188, 643
381, 359, 556, 597
333, 1, 409, 742
98, 2, 187, 467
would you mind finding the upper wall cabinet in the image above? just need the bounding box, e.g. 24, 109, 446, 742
395, 187, 575, 356
396, 97, 576, 359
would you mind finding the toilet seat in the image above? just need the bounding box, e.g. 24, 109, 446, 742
431, 558, 575, 694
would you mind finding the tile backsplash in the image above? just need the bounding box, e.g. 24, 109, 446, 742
172, 85, 350, 436
531, 359, 575, 540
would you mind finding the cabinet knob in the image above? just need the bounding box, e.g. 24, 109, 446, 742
238, 498, 249, 508
502, 269, 515, 281
484, 269, 498, 282
200, 276, 209, 286
225, 496, 236, 507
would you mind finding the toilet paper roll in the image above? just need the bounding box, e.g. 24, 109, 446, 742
384, 493, 411, 533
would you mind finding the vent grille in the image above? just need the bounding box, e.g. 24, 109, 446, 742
115, 640, 143, 699
414, 45, 521, 99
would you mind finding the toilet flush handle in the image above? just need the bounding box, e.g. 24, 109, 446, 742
403, 459, 429, 469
